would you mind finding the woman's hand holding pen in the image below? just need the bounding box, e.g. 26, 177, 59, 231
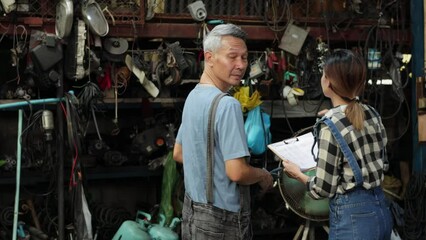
282, 159, 301, 179
282, 159, 309, 184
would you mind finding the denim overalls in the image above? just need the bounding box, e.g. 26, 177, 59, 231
320, 117, 393, 240
181, 186, 252, 240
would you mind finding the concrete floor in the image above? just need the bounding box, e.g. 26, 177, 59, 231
253, 224, 328, 240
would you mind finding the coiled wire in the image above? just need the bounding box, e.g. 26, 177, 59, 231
403, 173, 426, 240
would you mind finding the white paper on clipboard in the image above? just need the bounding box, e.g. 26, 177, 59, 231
268, 132, 318, 171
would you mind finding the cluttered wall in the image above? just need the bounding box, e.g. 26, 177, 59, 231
0, 0, 420, 239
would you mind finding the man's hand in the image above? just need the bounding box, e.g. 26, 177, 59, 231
258, 168, 274, 193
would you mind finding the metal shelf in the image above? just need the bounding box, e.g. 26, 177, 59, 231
0, 165, 162, 185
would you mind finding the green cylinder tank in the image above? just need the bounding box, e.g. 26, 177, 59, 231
112, 220, 151, 240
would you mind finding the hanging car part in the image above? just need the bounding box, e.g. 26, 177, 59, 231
55, 0, 73, 39
65, 20, 87, 80
103, 37, 128, 62
75, 20, 87, 79
103, 150, 127, 166
42, 110, 55, 141
187, 0, 207, 22
131, 126, 169, 158
29, 32, 63, 89
125, 54, 159, 98
0, 0, 16, 13
30, 35, 63, 72
81, 0, 109, 37
166, 41, 188, 71
279, 22, 309, 56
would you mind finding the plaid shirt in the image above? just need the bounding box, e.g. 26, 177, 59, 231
307, 104, 388, 199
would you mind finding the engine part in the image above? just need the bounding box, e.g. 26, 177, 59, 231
88, 139, 110, 157
104, 38, 128, 55
132, 126, 169, 157
75, 20, 87, 79
42, 110, 54, 141
187, 0, 207, 22
125, 54, 159, 98
181, 52, 198, 79
30, 37, 63, 72
103, 150, 127, 166
81, 0, 109, 37
103, 38, 128, 62
65, 20, 87, 80
55, 0, 73, 39
163, 66, 181, 86
166, 41, 188, 70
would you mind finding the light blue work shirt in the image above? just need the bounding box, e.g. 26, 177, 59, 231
176, 84, 250, 212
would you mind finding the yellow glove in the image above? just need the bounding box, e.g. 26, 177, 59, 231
233, 86, 263, 113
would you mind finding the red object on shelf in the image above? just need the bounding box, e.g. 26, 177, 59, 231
23, 17, 43, 27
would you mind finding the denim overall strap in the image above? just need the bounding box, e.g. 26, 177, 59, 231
311, 118, 322, 160
321, 117, 363, 187
206, 92, 228, 203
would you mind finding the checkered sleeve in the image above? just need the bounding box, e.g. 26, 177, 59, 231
307, 124, 341, 199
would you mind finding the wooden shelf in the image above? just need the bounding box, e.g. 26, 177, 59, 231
262, 99, 331, 118
0, 96, 330, 118
103, 97, 184, 104
0, 20, 410, 43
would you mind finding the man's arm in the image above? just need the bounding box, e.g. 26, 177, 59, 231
173, 143, 183, 164
225, 158, 273, 191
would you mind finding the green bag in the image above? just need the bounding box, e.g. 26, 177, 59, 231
159, 151, 181, 225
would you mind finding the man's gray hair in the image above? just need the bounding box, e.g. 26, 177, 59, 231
203, 23, 247, 53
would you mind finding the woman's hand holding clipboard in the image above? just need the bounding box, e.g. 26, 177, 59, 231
267, 132, 318, 171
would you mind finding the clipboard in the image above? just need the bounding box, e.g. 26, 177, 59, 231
268, 132, 318, 171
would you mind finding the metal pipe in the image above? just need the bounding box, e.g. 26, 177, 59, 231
57, 72, 65, 240
0, 98, 63, 110
12, 109, 23, 240
424, 0, 426, 73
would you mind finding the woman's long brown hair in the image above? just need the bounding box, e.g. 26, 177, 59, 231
324, 49, 367, 130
